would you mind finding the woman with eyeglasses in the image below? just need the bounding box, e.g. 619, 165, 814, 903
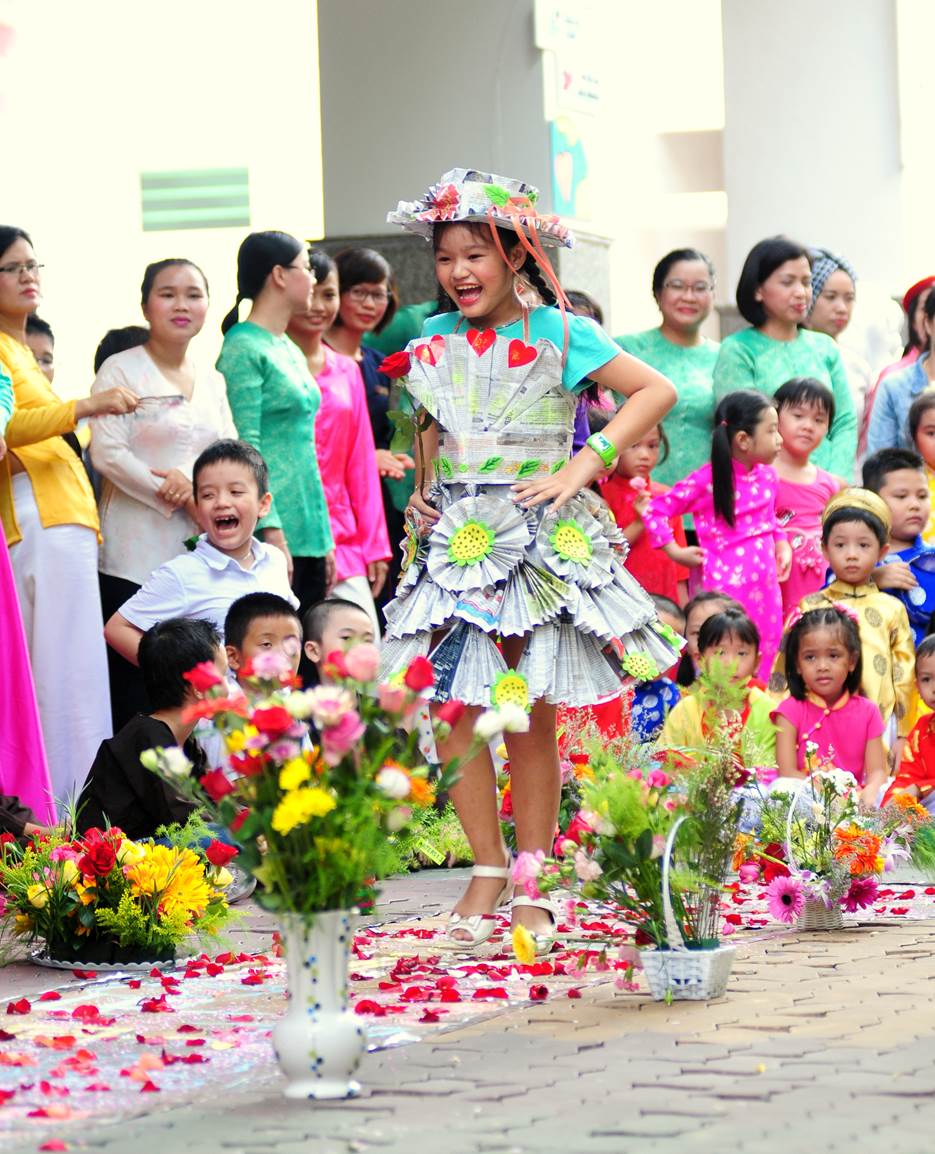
217, 231, 334, 616
326, 248, 412, 610
0, 226, 140, 811
713, 236, 856, 479
615, 249, 720, 489
89, 258, 236, 730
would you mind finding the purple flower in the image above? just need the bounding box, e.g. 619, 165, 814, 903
766, 873, 805, 924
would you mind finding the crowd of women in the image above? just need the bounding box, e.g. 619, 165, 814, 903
0, 218, 930, 828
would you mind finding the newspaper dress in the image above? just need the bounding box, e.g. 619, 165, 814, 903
379, 323, 682, 709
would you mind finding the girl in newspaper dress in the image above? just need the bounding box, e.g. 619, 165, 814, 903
380, 169, 681, 953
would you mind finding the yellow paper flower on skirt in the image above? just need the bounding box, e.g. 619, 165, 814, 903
272, 787, 337, 836
492, 670, 531, 713
279, 756, 312, 792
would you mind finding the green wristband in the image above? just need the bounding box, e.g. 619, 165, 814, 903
586, 431, 616, 468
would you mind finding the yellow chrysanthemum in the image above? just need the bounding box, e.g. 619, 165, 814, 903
12, 912, 33, 936
512, 923, 536, 965
279, 756, 312, 792
271, 787, 337, 836
126, 844, 214, 921
225, 725, 257, 754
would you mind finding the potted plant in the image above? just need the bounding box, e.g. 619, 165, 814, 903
0, 816, 231, 969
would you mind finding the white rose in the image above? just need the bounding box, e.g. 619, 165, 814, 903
284, 691, 315, 720
498, 704, 531, 734
376, 767, 411, 800
145, 745, 192, 779
474, 710, 505, 741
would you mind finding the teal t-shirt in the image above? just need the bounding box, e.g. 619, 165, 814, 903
615, 327, 719, 487
712, 327, 856, 480
422, 307, 621, 392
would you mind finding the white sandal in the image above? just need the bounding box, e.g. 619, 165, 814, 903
511, 895, 557, 956
446, 862, 514, 948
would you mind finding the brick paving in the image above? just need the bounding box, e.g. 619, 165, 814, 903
2, 867, 935, 1154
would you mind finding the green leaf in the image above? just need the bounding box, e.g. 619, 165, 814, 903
437, 456, 453, 478
517, 459, 542, 478
635, 828, 654, 861
478, 456, 504, 473
550, 460, 564, 474
484, 184, 511, 206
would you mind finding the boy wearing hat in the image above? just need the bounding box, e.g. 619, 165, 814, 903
770, 488, 914, 760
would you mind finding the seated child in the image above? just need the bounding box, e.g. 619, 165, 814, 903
225, 591, 304, 678
600, 420, 689, 604
863, 447, 935, 646
630, 594, 683, 743
772, 605, 886, 808
104, 440, 298, 664
769, 488, 914, 755
659, 608, 777, 766
78, 618, 223, 838
303, 597, 376, 682
676, 589, 745, 687
884, 635, 935, 810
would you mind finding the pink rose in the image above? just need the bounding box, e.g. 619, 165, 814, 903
344, 643, 381, 683
738, 862, 761, 884
320, 709, 366, 765
377, 683, 409, 714
573, 849, 602, 882
512, 850, 545, 898
251, 650, 295, 680
646, 769, 670, 789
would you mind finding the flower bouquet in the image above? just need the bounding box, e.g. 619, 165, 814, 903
0, 818, 231, 968
141, 646, 516, 1100
736, 757, 933, 930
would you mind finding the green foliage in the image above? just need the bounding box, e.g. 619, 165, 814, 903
393, 802, 473, 870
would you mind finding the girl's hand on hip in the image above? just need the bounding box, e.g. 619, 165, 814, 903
511, 452, 600, 512
407, 488, 441, 524
664, 542, 705, 568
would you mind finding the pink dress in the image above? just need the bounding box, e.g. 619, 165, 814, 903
314, 347, 391, 583
771, 694, 884, 784
643, 459, 784, 678
775, 467, 840, 617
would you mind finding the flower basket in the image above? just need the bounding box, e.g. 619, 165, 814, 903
797, 897, 844, 932
642, 817, 735, 1002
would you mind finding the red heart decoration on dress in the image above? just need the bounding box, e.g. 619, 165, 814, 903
508, 339, 537, 367
466, 328, 496, 356
413, 335, 445, 365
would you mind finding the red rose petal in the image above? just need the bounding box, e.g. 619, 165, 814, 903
39, 1141, 69, 1150
5, 999, 29, 1015
140, 996, 173, 1014
84, 1083, 111, 1092
353, 1000, 385, 1016
139, 1080, 160, 1093
472, 987, 508, 1000
567, 988, 582, 999
529, 985, 549, 1001
419, 1009, 442, 1023
38, 991, 61, 1002
70, 971, 97, 980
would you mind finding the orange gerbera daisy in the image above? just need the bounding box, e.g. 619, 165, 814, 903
889, 792, 930, 824
832, 824, 882, 875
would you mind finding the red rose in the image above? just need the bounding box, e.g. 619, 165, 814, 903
183, 661, 224, 692
250, 706, 293, 737
499, 790, 513, 820
79, 841, 116, 877
435, 699, 466, 728
403, 656, 435, 692
322, 650, 349, 680
201, 770, 235, 803
204, 840, 239, 868
378, 350, 411, 379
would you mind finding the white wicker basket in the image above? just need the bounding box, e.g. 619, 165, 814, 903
641, 816, 735, 1002
797, 896, 844, 931
785, 781, 846, 932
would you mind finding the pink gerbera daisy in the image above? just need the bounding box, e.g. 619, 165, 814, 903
842, 876, 878, 912
766, 874, 805, 923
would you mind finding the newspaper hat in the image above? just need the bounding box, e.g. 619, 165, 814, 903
387, 168, 574, 249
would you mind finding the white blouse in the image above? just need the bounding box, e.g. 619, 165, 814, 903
90, 345, 236, 585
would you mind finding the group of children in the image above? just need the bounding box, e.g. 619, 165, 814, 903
608, 374, 935, 812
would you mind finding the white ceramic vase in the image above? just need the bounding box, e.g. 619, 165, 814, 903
272, 910, 366, 1100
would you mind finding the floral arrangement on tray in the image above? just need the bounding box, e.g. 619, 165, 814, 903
733, 750, 934, 925
142, 648, 497, 918
0, 816, 232, 965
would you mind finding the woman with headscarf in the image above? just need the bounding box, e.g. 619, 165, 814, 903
805, 248, 872, 436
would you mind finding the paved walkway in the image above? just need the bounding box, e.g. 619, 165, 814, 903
2, 868, 935, 1154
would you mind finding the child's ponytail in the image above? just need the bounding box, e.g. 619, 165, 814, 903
711, 390, 772, 526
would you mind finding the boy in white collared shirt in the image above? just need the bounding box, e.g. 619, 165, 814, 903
104, 440, 298, 664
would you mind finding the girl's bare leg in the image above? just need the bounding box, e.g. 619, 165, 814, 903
499, 634, 561, 936
435, 704, 509, 940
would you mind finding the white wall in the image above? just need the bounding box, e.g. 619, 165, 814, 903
721, 0, 902, 291
317, 0, 550, 237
